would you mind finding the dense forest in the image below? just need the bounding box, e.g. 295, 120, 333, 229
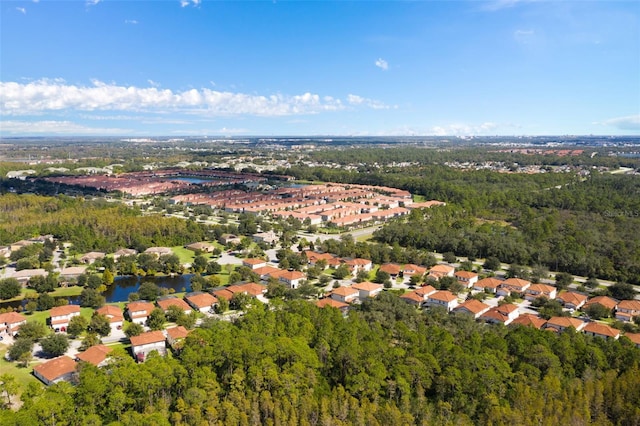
284, 165, 640, 283
2, 295, 639, 425
0, 194, 212, 252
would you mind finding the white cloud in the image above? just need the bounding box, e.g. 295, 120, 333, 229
86, 0, 101, 6
347, 94, 390, 110
0, 79, 388, 117
125, 19, 138, 25
599, 114, 640, 131
180, 0, 201, 7
514, 29, 535, 43
16, 7, 26, 14
481, 0, 540, 12
430, 122, 499, 136
0, 120, 130, 135
375, 58, 388, 71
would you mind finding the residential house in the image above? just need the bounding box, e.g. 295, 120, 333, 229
545, 316, 586, 332
584, 296, 618, 313
351, 281, 383, 300
615, 300, 640, 322
379, 263, 402, 279
557, 291, 588, 310
80, 251, 106, 264
524, 284, 557, 301
50, 305, 80, 332
316, 298, 349, 313
452, 299, 490, 318
583, 322, 620, 340
185, 292, 218, 314
278, 270, 306, 289
480, 304, 520, 325
625, 333, 640, 348
330, 286, 359, 304
113, 248, 138, 260
75, 345, 113, 367
344, 258, 373, 274
59, 266, 88, 281
403, 264, 427, 278
254, 265, 283, 280
157, 297, 192, 315
95, 305, 124, 332
428, 264, 455, 280
400, 285, 437, 307
454, 271, 479, 288
425, 290, 459, 312
500, 278, 531, 294
510, 314, 547, 329
33, 356, 77, 386
185, 242, 215, 253
213, 283, 267, 301
11, 268, 48, 285
125, 301, 155, 325
0, 312, 26, 336
473, 277, 503, 294
166, 326, 190, 349
252, 230, 279, 245
130, 330, 167, 362
219, 234, 241, 245
144, 247, 173, 257
242, 258, 268, 270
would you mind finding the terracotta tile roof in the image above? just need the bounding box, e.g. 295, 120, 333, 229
253, 265, 281, 276
583, 322, 620, 338
351, 281, 383, 292
454, 271, 478, 279
625, 333, 640, 345
429, 290, 457, 303
330, 286, 359, 297
278, 270, 306, 281
415, 285, 436, 297
33, 356, 76, 382
527, 284, 556, 294
126, 301, 154, 316
557, 291, 588, 306
546, 316, 585, 329
495, 303, 519, 315
316, 298, 349, 309
617, 300, 640, 311
481, 309, 511, 323
76, 345, 112, 366
403, 264, 427, 274
231, 282, 267, 296
584, 296, 618, 311
511, 314, 547, 329
50, 305, 80, 317
430, 264, 455, 274
185, 292, 218, 308
0, 312, 26, 324
96, 305, 124, 322
454, 299, 490, 314
345, 258, 372, 266
213, 288, 234, 301
379, 263, 402, 275
400, 291, 424, 303
157, 298, 191, 312
243, 258, 267, 265
166, 326, 189, 340
475, 277, 502, 289
130, 330, 166, 347
503, 278, 531, 289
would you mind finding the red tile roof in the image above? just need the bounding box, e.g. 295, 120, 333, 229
76, 345, 112, 366
316, 298, 349, 309
583, 322, 620, 338
351, 281, 383, 292
379, 263, 401, 275
130, 330, 166, 347
475, 277, 502, 289
0, 312, 26, 324
511, 314, 547, 329
454, 271, 478, 279
546, 316, 585, 329
454, 299, 489, 314
166, 326, 189, 340
185, 292, 218, 308
557, 291, 588, 306
157, 298, 192, 312
617, 300, 640, 311
429, 290, 457, 303
33, 356, 77, 382
330, 286, 359, 297
96, 305, 124, 322
584, 296, 618, 310
50, 305, 80, 317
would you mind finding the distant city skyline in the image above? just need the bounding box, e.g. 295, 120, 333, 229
1, 0, 638, 137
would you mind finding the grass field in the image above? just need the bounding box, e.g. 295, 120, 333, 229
413, 194, 427, 203
0, 347, 40, 392
171, 246, 196, 265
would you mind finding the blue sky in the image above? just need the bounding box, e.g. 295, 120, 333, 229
1, 0, 639, 137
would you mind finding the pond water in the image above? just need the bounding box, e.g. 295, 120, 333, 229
0, 274, 194, 310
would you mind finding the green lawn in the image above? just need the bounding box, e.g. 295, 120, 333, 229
22, 307, 95, 327
3, 286, 84, 304
0, 347, 41, 393
413, 194, 427, 203
171, 246, 196, 265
